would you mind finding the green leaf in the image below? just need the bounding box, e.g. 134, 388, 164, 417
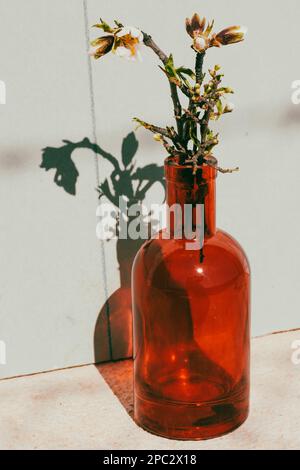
177, 67, 195, 88
114, 20, 123, 28
121, 132, 139, 168
159, 66, 177, 82
216, 99, 223, 114
205, 19, 215, 35
207, 129, 214, 140
164, 54, 177, 78
218, 87, 234, 94
93, 19, 113, 33
176, 67, 196, 79
166, 54, 174, 67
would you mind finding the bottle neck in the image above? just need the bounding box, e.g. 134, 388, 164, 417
165, 157, 216, 238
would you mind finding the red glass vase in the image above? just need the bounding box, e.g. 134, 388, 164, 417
132, 156, 250, 440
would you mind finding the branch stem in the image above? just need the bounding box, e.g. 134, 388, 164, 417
142, 32, 183, 137
195, 52, 205, 84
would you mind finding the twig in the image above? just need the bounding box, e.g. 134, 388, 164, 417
159, 68, 192, 98
183, 108, 203, 124
142, 32, 183, 137
200, 75, 222, 145
215, 166, 239, 174
134, 118, 186, 153
134, 118, 170, 139
159, 136, 178, 157
142, 32, 169, 63
204, 156, 239, 173
185, 137, 218, 162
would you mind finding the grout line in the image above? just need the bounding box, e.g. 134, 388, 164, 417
83, 0, 100, 187
82, 0, 113, 360
1, 327, 299, 383
0, 357, 134, 383
253, 326, 300, 339
0, 362, 94, 383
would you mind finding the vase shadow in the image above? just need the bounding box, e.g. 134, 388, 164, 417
95, 359, 134, 417
94, 235, 146, 363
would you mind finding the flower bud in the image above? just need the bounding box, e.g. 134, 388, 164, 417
186, 13, 206, 38
89, 35, 114, 59
212, 26, 247, 47
224, 102, 235, 113
193, 36, 208, 52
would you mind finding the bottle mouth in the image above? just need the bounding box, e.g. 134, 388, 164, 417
165, 155, 217, 185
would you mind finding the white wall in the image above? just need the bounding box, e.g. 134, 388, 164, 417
1, 0, 300, 379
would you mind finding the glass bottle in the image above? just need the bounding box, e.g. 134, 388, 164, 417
132, 156, 250, 440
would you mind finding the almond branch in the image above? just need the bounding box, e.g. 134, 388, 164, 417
142, 32, 183, 137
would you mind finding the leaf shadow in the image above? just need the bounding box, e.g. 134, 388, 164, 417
40, 133, 165, 363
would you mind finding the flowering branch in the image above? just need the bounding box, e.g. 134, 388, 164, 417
89, 14, 247, 174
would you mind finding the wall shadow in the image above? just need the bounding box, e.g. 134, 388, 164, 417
40, 133, 165, 364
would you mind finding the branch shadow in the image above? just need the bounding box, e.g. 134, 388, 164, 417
40, 133, 165, 364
